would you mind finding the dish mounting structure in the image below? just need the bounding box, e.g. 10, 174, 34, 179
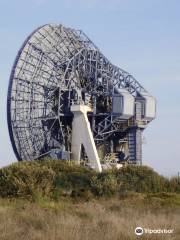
7, 24, 156, 172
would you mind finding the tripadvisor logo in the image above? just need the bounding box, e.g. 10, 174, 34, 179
135, 227, 174, 236
135, 227, 143, 236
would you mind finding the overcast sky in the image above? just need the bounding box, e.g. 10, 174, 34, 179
0, 0, 180, 176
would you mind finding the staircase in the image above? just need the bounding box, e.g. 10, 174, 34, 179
93, 115, 130, 144
128, 129, 142, 165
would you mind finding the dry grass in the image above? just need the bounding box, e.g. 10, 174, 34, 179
0, 194, 179, 240
0, 161, 179, 239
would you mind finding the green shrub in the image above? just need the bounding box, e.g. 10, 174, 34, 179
90, 172, 118, 197
169, 177, 180, 192
112, 165, 168, 193
0, 161, 55, 198
0, 159, 179, 200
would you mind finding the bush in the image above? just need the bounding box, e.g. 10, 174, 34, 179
0, 159, 179, 200
169, 177, 180, 193
112, 165, 169, 193
0, 161, 55, 198
90, 172, 118, 197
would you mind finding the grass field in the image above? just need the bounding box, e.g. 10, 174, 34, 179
0, 160, 179, 240
0, 193, 180, 240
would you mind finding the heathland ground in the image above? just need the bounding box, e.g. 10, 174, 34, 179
0, 159, 179, 240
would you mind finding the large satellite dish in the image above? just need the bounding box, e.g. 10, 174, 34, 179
7, 24, 155, 171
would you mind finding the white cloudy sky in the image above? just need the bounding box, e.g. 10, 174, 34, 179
0, 0, 180, 176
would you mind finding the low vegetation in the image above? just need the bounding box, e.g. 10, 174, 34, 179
0, 194, 180, 240
0, 159, 179, 200
0, 159, 179, 240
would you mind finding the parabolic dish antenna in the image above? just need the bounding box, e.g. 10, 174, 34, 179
7, 24, 155, 171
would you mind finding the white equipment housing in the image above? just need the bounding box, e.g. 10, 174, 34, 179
113, 88, 134, 119
139, 92, 156, 120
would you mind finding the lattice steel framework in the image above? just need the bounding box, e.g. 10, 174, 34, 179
7, 24, 152, 162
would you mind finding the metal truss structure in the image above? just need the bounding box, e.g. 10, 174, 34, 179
7, 24, 155, 165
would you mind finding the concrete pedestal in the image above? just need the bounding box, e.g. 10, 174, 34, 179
71, 104, 102, 172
